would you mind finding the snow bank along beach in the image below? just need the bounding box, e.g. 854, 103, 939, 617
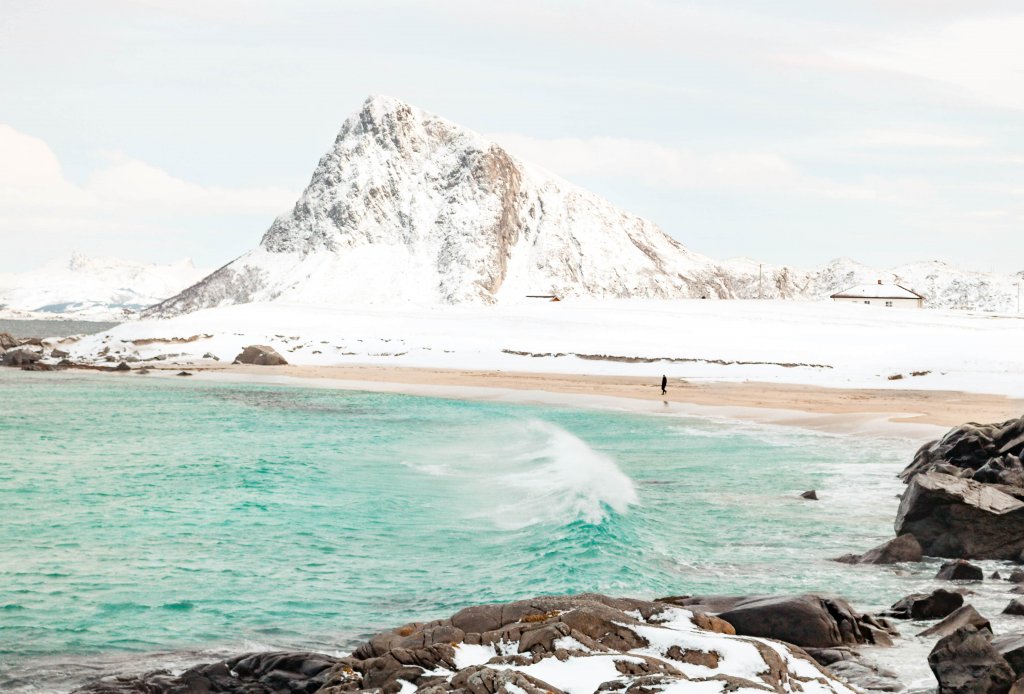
4, 94, 1024, 694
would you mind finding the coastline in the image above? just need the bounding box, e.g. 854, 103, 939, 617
140, 362, 1024, 440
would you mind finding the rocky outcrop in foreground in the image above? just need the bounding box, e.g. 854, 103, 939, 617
74, 593, 856, 694
892, 415, 1024, 559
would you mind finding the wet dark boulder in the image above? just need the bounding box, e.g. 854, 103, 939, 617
895, 472, 1024, 559
673, 593, 896, 648
233, 344, 288, 366
992, 635, 1024, 676
801, 490, 818, 500
1004, 599, 1024, 617
928, 625, 1015, 694
919, 605, 992, 639
938, 560, 985, 581
887, 589, 964, 620
834, 534, 923, 565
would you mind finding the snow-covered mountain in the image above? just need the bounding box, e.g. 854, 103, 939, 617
146, 95, 1021, 316
0, 253, 209, 320
148, 95, 738, 317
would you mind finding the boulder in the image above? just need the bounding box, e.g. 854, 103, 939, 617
0, 332, 16, 350
51, 348, 69, 358
1010, 571, 1024, 583
1005, 599, 1024, 617
674, 593, 895, 648
887, 589, 964, 620
904, 416, 1024, 483
801, 490, 818, 500
114, 362, 131, 372
895, 472, 1024, 559
938, 560, 985, 581
834, 534, 924, 565
992, 635, 1024, 676
919, 605, 992, 639
70, 593, 853, 694
826, 660, 904, 693
928, 625, 1015, 694
233, 345, 288, 366
2, 347, 42, 367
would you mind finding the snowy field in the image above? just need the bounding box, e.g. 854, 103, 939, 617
58, 298, 1024, 397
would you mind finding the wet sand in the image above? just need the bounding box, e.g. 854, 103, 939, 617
154, 362, 1024, 439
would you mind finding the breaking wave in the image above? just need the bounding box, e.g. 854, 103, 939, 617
403, 419, 638, 529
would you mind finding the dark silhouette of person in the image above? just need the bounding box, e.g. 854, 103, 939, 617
661, 375, 667, 395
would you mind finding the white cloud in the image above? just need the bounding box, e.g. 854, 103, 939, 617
0, 124, 297, 267
851, 128, 989, 149
836, 14, 1024, 111
490, 132, 872, 200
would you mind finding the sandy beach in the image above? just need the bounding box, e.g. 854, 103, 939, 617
152, 362, 1024, 439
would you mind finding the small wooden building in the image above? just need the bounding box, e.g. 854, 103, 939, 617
830, 280, 924, 308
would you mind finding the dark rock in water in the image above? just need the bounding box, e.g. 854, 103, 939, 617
21, 362, 53, 371
928, 625, 1015, 694
992, 635, 1024, 676
994, 572, 1004, 580
202, 352, 220, 360
826, 660, 905, 693
938, 560, 985, 581
71, 593, 849, 694
895, 472, 1024, 559
1004, 599, 1024, 616
114, 362, 131, 372
919, 605, 992, 639
176, 371, 193, 377
887, 589, 964, 620
233, 345, 288, 366
801, 490, 818, 500
1011, 570, 1024, 583
834, 534, 924, 565
668, 593, 895, 648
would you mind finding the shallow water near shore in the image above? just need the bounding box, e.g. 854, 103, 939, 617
1, 369, 1019, 692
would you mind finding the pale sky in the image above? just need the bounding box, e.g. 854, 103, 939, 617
1, 0, 1022, 273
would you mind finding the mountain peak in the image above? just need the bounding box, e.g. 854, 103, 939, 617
147, 96, 723, 316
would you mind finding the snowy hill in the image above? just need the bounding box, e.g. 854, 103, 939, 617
0, 253, 209, 320
148, 95, 736, 317
145, 95, 1020, 316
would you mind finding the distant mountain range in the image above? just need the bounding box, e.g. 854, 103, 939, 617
4, 97, 1020, 320
0, 253, 208, 320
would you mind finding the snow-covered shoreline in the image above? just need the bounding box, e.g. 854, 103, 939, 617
60, 298, 1024, 397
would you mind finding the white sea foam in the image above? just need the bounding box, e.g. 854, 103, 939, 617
398, 419, 638, 529
457, 420, 638, 529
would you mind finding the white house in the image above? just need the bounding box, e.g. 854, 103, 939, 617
830, 280, 924, 308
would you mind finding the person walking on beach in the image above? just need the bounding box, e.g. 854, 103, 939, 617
661, 375, 668, 395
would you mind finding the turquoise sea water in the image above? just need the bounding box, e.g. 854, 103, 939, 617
0, 369, 954, 691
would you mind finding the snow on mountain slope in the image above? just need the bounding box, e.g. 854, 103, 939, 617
0, 253, 209, 320
716, 257, 1023, 312
147, 95, 734, 317
145, 95, 1021, 317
